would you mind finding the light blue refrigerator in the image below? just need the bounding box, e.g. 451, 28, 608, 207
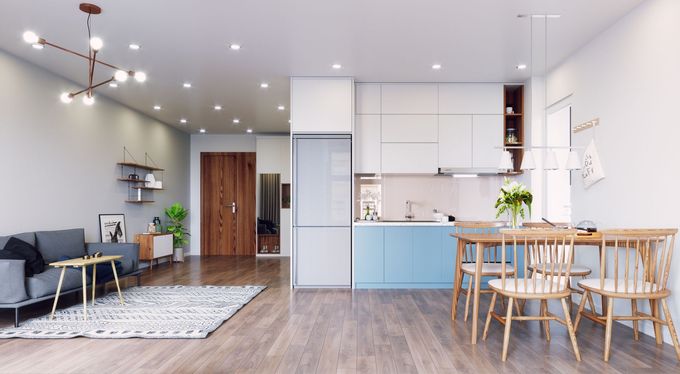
293, 134, 352, 287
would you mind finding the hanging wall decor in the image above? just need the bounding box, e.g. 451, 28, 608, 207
582, 139, 605, 188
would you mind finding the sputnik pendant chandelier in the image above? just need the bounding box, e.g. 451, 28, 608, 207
22, 3, 146, 105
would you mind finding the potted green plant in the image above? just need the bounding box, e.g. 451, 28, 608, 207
495, 178, 533, 229
165, 202, 189, 262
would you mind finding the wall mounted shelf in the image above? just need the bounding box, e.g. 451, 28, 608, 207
117, 147, 164, 204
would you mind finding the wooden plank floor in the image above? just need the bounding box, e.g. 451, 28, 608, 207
1, 256, 679, 373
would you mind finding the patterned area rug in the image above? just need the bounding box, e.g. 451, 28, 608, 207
0, 285, 265, 339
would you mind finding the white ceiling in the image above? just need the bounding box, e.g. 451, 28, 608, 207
0, 0, 644, 134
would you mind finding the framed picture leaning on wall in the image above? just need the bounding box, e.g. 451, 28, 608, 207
99, 214, 127, 243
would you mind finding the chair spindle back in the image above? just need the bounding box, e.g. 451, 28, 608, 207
500, 229, 577, 295
600, 229, 677, 294
454, 221, 506, 264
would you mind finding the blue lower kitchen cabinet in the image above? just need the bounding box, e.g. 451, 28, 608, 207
354, 227, 384, 283
412, 227, 443, 282
384, 227, 413, 282
354, 225, 459, 289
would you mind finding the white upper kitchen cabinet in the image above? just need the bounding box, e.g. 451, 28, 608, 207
438, 115, 473, 168
381, 84, 438, 114
439, 83, 503, 114
381, 115, 438, 143
290, 77, 353, 133
355, 115, 381, 173
355, 83, 381, 114
471, 115, 503, 168
381, 143, 438, 174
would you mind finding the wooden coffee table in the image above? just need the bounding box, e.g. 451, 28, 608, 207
49, 255, 125, 321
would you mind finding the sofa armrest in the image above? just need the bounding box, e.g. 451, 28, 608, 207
86, 243, 140, 274
0, 259, 29, 304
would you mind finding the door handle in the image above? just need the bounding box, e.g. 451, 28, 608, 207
229, 202, 237, 214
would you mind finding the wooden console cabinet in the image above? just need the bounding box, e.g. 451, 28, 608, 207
135, 233, 173, 269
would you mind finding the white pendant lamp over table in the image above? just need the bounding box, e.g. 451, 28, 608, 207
565, 150, 582, 170
520, 151, 536, 170
498, 151, 514, 170
544, 150, 559, 170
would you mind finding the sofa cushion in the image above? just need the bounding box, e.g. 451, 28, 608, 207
35, 229, 86, 264
0, 232, 36, 249
2, 237, 45, 277
25, 267, 84, 299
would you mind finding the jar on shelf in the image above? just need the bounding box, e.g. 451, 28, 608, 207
506, 128, 518, 144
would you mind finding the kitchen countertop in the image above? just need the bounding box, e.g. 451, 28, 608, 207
353, 220, 457, 226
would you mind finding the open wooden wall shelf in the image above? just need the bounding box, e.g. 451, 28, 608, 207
116, 162, 164, 172
503, 85, 525, 174
117, 148, 165, 204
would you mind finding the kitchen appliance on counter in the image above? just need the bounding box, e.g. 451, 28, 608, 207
292, 134, 352, 287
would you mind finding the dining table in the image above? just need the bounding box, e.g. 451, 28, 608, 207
451, 231, 608, 344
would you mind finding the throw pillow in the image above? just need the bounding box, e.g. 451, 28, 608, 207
3, 237, 46, 277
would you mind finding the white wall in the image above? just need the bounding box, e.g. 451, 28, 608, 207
256, 136, 291, 256
547, 0, 680, 343
189, 134, 256, 255
0, 50, 190, 243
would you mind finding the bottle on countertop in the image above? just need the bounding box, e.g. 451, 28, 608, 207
364, 205, 371, 221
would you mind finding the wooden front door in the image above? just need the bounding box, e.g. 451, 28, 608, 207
201, 152, 256, 256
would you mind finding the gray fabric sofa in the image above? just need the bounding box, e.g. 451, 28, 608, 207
0, 228, 142, 326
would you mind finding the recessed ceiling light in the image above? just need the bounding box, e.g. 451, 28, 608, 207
516, 64, 527, 70
180, 118, 187, 124
277, 105, 285, 111
332, 63, 342, 69
153, 105, 161, 110
183, 82, 192, 88
232, 118, 240, 124
432, 64, 442, 70
199, 128, 206, 133
246, 128, 253, 133
109, 82, 118, 88
128, 43, 140, 50
260, 82, 269, 88
229, 43, 241, 50
214, 105, 222, 111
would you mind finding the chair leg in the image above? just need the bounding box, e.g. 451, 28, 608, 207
661, 298, 680, 361
14, 308, 19, 328
631, 300, 639, 341
541, 299, 551, 341
586, 291, 597, 315
483, 292, 497, 341
650, 299, 663, 345
560, 297, 582, 361
501, 297, 514, 362
464, 275, 473, 322
604, 298, 614, 362
574, 290, 590, 333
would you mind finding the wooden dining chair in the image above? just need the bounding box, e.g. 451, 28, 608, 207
451, 221, 511, 321
574, 229, 680, 361
523, 222, 596, 315
482, 229, 581, 362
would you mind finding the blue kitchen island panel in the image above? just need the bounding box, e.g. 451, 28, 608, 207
354, 225, 458, 289
384, 227, 413, 282
412, 227, 443, 282
354, 226, 385, 283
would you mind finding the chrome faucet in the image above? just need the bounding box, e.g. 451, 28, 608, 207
405, 200, 415, 220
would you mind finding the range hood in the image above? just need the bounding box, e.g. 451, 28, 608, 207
435, 167, 502, 177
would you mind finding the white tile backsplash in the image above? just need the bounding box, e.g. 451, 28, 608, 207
379, 175, 504, 221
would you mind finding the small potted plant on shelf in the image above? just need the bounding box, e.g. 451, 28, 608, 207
165, 202, 189, 262
495, 178, 533, 229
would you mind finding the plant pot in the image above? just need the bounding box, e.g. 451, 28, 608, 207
173, 247, 185, 262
